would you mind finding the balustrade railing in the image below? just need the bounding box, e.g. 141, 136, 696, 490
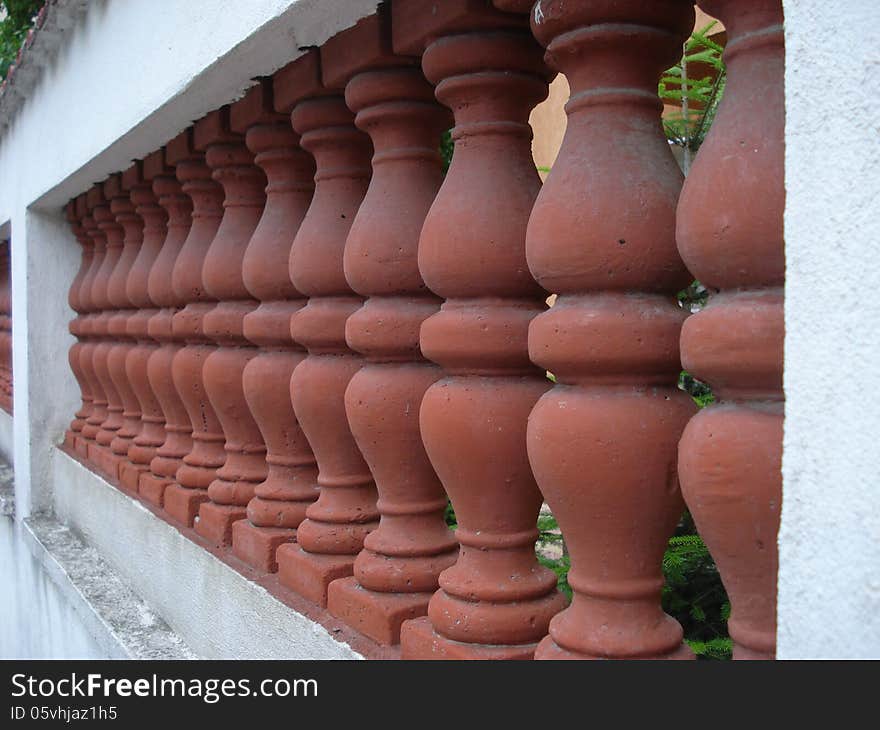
58, 0, 784, 661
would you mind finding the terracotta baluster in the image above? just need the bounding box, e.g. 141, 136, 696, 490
65, 199, 94, 444
76, 191, 107, 456
96, 175, 136, 475
677, 0, 785, 661
140, 139, 195, 507
318, 11, 458, 645
232, 79, 318, 572
274, 50, 379, 608
197, 106, 268, 547
524, 0, 696, 660
118, 156, 170, 493
87, 184, 126, 474
163, 123, 227, 527
393, 0, 566, 660
103, 173, 145, 487
71, 193, 103, 458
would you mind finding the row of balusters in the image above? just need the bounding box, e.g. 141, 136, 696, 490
61, 0, 784, 660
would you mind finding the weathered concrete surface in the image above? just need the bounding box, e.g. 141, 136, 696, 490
52, 449, 362, 659
21, 516, 195, 659
2, 453, 191, 658
0, 515, 105, 658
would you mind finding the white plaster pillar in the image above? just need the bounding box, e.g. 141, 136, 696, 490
12, 207, 79, 518
779, 0, 880, 659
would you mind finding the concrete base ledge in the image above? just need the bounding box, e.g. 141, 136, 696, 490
21, 515, 194, 660
51, 448, 363, 660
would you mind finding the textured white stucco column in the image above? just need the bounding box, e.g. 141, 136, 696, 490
12, 208, 79, 517
779, 0, 880, 658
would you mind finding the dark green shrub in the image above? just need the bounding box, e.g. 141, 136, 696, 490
0, 1, 44, 80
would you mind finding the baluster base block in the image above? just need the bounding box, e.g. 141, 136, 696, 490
119, 462, 149, 493
87, 443, 124, 483
231, 520, 295, 573
63, 431, 77, 450
73, 436, 91, 459
328, 577, 432, 647
163, 484, 209, 528
195, 502, 247, 547
276, 544, 354, 608
138, 473, 173, 507
535, 635, 694, 661
400, 617, 538, 661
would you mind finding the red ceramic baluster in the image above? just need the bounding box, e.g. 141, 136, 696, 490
76, 191, 106, 456
163, 123, 227, 527
64, 198, 95, 446
140, 141, 196, 507
319, 11, 458, 645
232, 79, 319, 572
197, 106, 269, 547
118, 157, 170, 493
525, 0, 696, 660
105, 173, 146, 486
87, 185, 125, 475
677, 0, 785, 661
275, 50, 380, 608
393, 0, 566, 660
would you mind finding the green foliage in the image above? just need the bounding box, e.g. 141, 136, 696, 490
440, 129, 454, 173
0, 0, 43, 81
677, 279, 709, 312
536, 512, 560, 539
535, 512, 571, 598
662, 513, 731, 660
660, 22, 727, 158
679, 370, 715, 408
537, 553, 571, 600
443, 499, 457, 529
686, 637, 733, 661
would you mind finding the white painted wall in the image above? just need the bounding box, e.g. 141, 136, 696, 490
0, 515, 104, 658
779, 0, 880, 658
14, 208, 79, 516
